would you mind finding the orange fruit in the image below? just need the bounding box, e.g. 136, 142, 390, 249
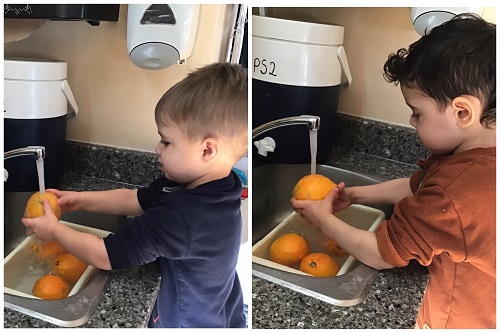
32, 241, 67, 258
323, 239, 349, 257
32, 274, 70, 300
300, 252, 340, 277
24, 191, 62, 220
52, 254, 88, 284
270, 233, 310, 267
293, 174, 337, 200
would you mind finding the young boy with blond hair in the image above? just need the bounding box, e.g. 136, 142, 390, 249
292, 14, 495, 328
22, 63, 248, 328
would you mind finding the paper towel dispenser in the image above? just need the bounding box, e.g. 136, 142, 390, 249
4, 4, 120, 26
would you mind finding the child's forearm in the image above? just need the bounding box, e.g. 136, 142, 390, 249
53, 223, 112, 270
79, 189, 143, 216
321, 214, 394, 270
348, 178, 412, 205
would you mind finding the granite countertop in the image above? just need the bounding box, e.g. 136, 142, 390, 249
251, 146, 430, 329
4, 173, 162, 328
4, 115, 430, 329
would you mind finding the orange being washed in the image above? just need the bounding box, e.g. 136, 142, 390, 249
269, 233, 310, 267
52, 253, 88, 284
32, 274, 70, 300
293, 174, 337, 201
300, 252, 340, 277
24, 191, 62, 220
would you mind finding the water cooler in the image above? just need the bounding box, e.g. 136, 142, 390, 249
4, 58, 79, 192
252, 15, 352, 163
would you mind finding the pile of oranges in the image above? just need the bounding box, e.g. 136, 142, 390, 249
30, 241, 88, 300
25, 192, 88, 300
267, 174, 347, 277
269, 232, 348, 278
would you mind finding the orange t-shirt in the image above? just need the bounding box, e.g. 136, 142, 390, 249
375, 147, 496, 328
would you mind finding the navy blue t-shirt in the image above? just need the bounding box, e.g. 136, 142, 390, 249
103, 171, 246, 327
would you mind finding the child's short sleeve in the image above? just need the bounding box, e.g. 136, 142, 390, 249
137, 177, 165, 211
104, 204, 190, 269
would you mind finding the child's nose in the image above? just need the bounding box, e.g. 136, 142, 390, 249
154, 143, 162, 155
409, 117, 417, 128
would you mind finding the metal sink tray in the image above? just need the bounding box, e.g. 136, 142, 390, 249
4, 191, 127, 327
252, 163, 393, 306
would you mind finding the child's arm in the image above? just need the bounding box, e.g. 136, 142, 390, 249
345, 178, 413, 206
48, 188, 143, 216
22, 199, 112, 270
53, 222, 111, 270
291, 189, 394, 270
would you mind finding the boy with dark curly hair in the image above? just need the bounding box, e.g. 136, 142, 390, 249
292, 14, 495, 328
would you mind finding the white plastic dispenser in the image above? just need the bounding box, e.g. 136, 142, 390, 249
127, 4, 200, 70
411, 7, 483, 36
252, 15, 352, 163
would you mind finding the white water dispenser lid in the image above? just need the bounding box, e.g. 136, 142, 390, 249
4, 58, 79, 119
4, 58, 67, 81
252, 15, 352, 87
253, 15, 344, 46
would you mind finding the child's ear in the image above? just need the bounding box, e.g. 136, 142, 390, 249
202, 138, 219, 161
452, 95, 481, 128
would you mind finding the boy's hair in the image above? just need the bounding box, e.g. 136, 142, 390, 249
383, 13, 496, 128
155, 62, 248, 157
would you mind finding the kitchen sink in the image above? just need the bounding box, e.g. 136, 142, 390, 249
252, 163, 394, 306
4, 191, 127, 327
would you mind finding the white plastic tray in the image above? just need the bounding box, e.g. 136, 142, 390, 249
4, 221, 112, 299
252, 204, 385, 277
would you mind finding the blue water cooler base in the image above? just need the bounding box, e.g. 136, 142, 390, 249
252, 79, 340, 164
4, 116, 67, 192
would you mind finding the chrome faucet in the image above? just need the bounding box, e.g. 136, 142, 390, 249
5, 146, 45, 160
4, 146, 45, 182
252, 115, 320, 139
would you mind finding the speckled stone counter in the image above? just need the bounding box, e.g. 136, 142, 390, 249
252, 262, 428, 329
252, 114, 431, 329
4, 146, 163, 328
4, 114, 432, 328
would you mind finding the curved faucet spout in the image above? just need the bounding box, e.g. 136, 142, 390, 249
4, 146, 45, 160
252, 115, 320, 139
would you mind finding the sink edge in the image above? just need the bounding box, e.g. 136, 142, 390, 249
253, 261, 380, 307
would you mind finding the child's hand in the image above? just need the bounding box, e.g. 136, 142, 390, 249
21, 199, 60, 242
46, 188, 82, 213
331, 182, 353, 212
291, 188, 339, 230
